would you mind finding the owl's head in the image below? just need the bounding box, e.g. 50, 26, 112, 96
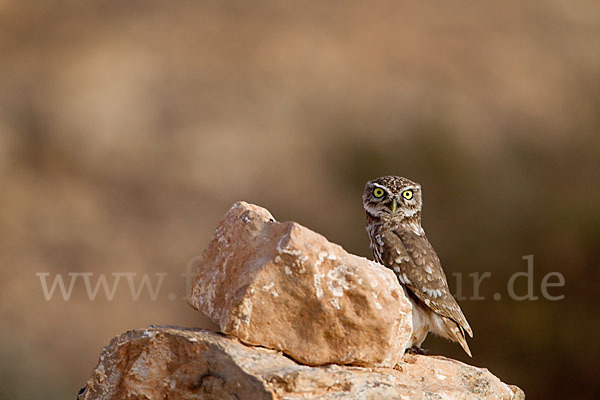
362, 176, 422, 221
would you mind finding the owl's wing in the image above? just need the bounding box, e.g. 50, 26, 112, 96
379, 228, 473, 338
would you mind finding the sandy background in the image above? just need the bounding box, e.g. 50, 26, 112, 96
0, 1, 599, 399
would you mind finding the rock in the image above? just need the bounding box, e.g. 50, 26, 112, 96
78, 326, 525, 400
188, 201, 412, 367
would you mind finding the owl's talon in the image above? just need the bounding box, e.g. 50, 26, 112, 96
406, 346, 427, 355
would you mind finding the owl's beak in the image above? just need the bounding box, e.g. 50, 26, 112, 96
390, 199, 398, 213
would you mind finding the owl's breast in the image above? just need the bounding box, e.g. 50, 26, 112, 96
367, 225, 386, 265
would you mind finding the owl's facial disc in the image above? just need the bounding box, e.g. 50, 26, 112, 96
363, 176, 422, 219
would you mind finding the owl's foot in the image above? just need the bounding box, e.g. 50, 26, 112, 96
406, 346, 428, 355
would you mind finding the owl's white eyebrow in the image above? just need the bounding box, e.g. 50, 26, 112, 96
372, 183, 392, 194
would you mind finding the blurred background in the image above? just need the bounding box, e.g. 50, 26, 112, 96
1, 1, 599, 399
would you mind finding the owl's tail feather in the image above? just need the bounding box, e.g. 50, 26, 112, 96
443, 318, 472, 357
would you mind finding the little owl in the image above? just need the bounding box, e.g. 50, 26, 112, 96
363, 176, 473, 356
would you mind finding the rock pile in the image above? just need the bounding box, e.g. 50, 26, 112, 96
78, 202, 524, 399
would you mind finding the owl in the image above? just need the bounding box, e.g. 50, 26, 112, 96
362, 176, 473, 356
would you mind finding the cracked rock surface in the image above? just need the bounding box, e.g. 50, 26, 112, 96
78, 326, 524, 400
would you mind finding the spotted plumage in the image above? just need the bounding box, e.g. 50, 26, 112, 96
363, 176, 473, 356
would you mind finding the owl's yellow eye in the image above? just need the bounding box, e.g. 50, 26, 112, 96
373, 188, 385, 198
402, 189, 413, 200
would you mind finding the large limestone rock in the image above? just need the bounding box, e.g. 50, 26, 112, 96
188, 201, 412, 367
78, 326, 525, 400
